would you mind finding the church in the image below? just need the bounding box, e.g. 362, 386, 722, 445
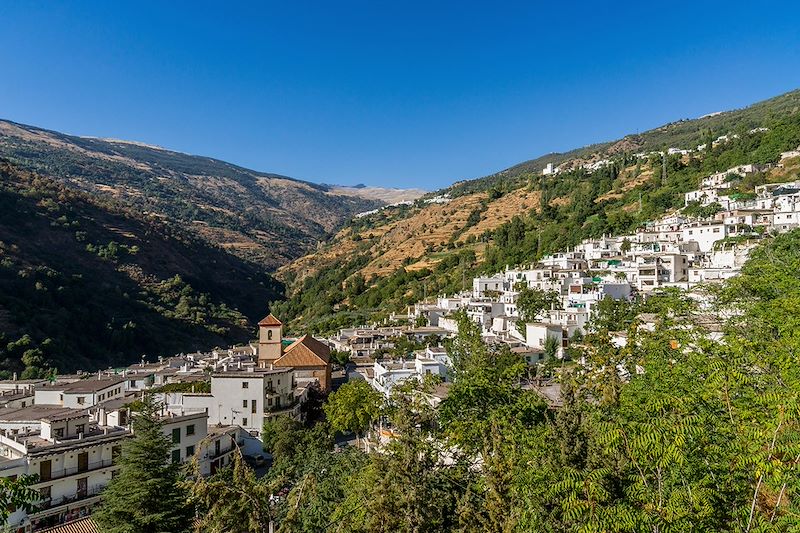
257, 314, 332, 393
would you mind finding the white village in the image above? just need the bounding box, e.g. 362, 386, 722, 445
2, 142, 800, 532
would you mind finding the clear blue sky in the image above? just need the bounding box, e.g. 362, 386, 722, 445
1, 1, 799, 190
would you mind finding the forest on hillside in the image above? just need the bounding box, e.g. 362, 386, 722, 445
0, 161, 283, 378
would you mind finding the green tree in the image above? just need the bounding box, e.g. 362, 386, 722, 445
93, 396, 191, 533
330, 349, 351, 367
187, 447, 274, 533
516, 287, 561, 332
0, 475, 39, 524
323, 380, 383, 442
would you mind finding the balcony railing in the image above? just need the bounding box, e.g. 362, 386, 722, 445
37, 459, 115, 483
266, 399, 300, 414
36, 484, 105, 512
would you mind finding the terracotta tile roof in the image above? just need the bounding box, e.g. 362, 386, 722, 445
274, 335, 330, 367
38, 517, 99, 533
258, 313, 282, 327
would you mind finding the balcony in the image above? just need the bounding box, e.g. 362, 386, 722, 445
34, 484, 105, 513
36, 458, 116, 483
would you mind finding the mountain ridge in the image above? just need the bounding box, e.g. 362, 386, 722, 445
0, 118, 383, 268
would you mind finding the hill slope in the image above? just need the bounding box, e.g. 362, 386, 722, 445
0, 160, 284, 378
275, 88, 800, 333
0, 120, 382, 268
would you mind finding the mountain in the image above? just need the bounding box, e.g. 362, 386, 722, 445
273, 88, 800, 333
0, 160, 283, 377
0, 119, 383, 269
328, 185, 427, 205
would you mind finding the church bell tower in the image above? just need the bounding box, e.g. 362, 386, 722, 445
257, 314, 283, 367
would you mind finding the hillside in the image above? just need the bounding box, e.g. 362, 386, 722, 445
0, 160, 284, 378
275, 88, 800, 333
328, 184, 427, 205
0, 120, 383, 268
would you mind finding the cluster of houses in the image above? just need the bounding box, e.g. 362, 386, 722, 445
3, 147, 799, 532
683, 165, 800, 232
399, 164, 800, 361
0, 315, 333, 533
320, 156, 800, 398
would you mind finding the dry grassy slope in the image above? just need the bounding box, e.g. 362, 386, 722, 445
279, 187, 543, 287
278, 155, 698, 289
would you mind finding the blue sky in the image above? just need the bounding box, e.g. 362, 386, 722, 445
1, 1, 799, 190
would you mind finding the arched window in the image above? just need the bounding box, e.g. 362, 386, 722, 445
267, 330, 273, 340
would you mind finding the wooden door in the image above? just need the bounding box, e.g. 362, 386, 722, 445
39, 460, 51, 481
77, 452, 89, 473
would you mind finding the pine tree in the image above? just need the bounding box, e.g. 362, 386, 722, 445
93, 396, 192, 533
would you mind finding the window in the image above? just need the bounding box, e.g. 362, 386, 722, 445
267, 330, 273, 340
241, 417, 248, 427
243, 399, 248, 408
251, 401, 257, 414
186, 445, 195, 457
242, 382, 249, 389
172, 428, 181, 444
39, 485, 51, 501
77, 396, 85, 405
76, 424, 85, 435
186, 424, 195, 436
171, 449, 181, 464
54, 428, 64, 438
